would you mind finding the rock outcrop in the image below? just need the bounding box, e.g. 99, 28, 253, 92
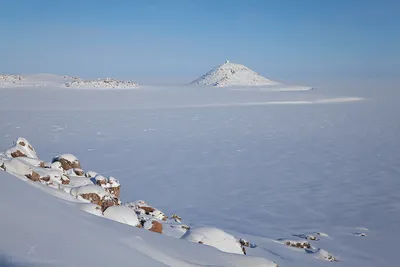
52, 154, 81, 171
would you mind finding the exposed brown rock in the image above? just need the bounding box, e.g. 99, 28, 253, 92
25, 171, 40, 182
80, 193, 102, 206
139, 206, 155, 214
101, 197, 119, 212
105, 186, 120, 198
55, 158, 81, 171
79, 193, 119, 212
39, 162, 46, 168
11, 150, 27, 158
61, 175, 70, 184
28, 144, 34, 151
40, 176, 51, 182
18, 141, 26, 146
171, 214, 182, 222
0, 163, 5, 171
149, 221, 163, 234
73, 168, 84, 176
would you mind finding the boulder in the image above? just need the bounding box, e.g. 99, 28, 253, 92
73, 168, 84, 176
6, 137, 38, 159
94, 175, 120, 198
70, 185, 119, 211
52, 154, 81, 171
144, 220, 163, 234
11, 150, 27, 158
25, 171, 50, 182
125, 200, 167, 220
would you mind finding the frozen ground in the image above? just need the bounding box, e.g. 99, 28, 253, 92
0, 80, 399, 266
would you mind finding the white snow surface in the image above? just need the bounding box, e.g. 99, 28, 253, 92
103, 205, 140, 227
181, 227, 244, 254
191, 61, 281, 87
0, 80, 398, 267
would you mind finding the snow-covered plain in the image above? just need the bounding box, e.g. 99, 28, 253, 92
0, 79, 399, 266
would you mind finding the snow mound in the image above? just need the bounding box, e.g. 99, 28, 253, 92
103, 205, 140, 227
181, 227, 244, 255
190, 61, 280, 87
65, 77, 139, 89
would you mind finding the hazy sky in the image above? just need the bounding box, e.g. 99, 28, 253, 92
0, 0, 399, 84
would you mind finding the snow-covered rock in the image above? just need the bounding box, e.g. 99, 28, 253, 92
52, 154, 81, 171
126, 200, 167, 221
190, 61, 280, 87
181, 227, 244, 255
5, 137, 38, 159
65, 77, 138, 89
85, 170, 98, 178
144, 219, 163, 234
94, 174, 121, 198
103, 205, 140, 227
70, 184, 119, 210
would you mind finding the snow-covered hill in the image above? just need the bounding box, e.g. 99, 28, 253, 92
190, 61, 312, 90
190, 61, 280, 87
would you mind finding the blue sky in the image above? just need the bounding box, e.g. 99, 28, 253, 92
0, 0, 399, 83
